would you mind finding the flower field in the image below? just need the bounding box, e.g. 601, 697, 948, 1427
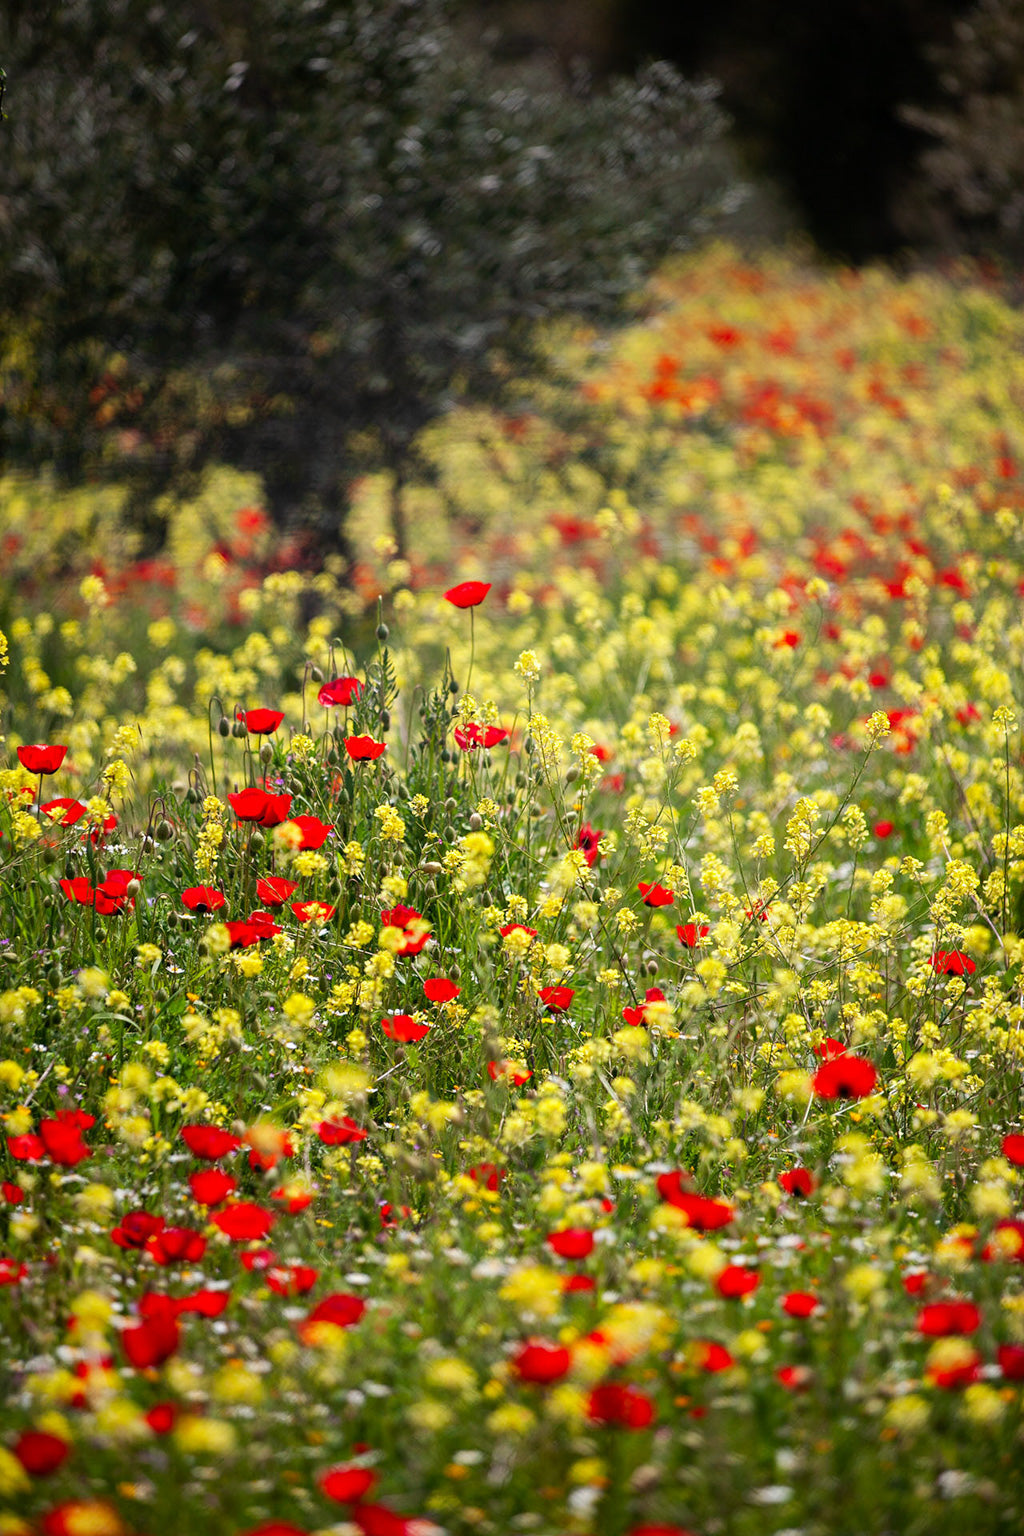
4, 246, 1024, 1535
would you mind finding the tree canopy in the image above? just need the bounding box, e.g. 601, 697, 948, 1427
0, 0, 734, 553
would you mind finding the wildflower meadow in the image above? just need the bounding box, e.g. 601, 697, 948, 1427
3, 247, 1024, 1536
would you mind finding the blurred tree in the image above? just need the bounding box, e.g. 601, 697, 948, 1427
900, 0, 1024, 259
0, 0, 732, 558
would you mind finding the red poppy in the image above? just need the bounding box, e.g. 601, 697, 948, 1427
381, 1013, 430, 1043
266, 1263, 320, 1297
776, 1363, 812, 1391
676, 923, 710, 947
246, 1128, 295, 1171
317, 1117, 367, 1146
812, 1036, 848, 1060
637, 881, 674, 907
499, 922, 538, 940
291, 900, 337, 923
0, 1257, 27, 1285
8, 1133, 45, 1161
811, 1054, 877, 1099
778, 1166, 815, 1198
248, 909, 283, 939
17, 744, 67, 774
998, 1343, 1024, 1381
212, 1202, 275, 1241
715, 1265, 759, 1299
487, 1060, 532, 1086
575, 823, 603, 867
244, 709, 285, 734
111, 1210, 165, 1248
927, 1345, 981, 1389
189, 1169, 237, 1206
181, 885, 226, 913
656, 1177, 734, 1231
380, 905, 431, 956
353, 1504, 416, 1536
622, 987, 666, 1026
59, 875, 95, 906
145, 1403, 179, 1435
14, 1430, 71, 1476
453, 722, 509, 750
1003, 1134, 1024, 1167
181, 1124, 241, 1159
512, 1340, 572, 1384
874, 820, 895, 838
175, 1288, 230, 1318
38, 1115, 92, 1166
41, 1505, 126, 1536
424, 978, 459, 1004
547, 1228, 595, 1260
468, 1163, 506, 1190
146, 1226, 207, 1265
916, 1301, 981, 1336
318, 676, 364, 707
272, 1184, 316, 1215
224, 920, 259, 948
781, 1291, 819, 1318
629, 1527, 698, 1536
345, 736, 387, 761
693, 1340, 734, 1372
2, 1181, 24, 1205
538, 985, 574, 1012
587, 1383, 655, 1429
41, 798, 87, 827
302, 1292, 366, 1331
255, 875, 299, 906
444, 580, 491, 608
320, 1466, 377, 1504
289, 814, 335, 849
563, 1273, 596, 1294
228, 788, 294, 826
121, 1313, 180, 1369
930, 950, 976, 976
93, 868, 138, 916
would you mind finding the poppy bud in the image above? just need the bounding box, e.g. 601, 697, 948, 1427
250, 830, 265, 850
376, 623, 389, 641
310, 666, 324, 682
381, 709, 391, 730
444, 798, 457, 813
232, 719, 246, 738
186, 785, 201, 803
126, 878, 142, 897
524, 736, 535, 754
259, 741, 274, 764
469, 812, 483, 831
156, 820, 174, 842
565, 766, 580, 784
646, 957, 659, 975
218, 716, 231, 737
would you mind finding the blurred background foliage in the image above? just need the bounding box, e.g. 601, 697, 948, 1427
3, 0, 1024, 580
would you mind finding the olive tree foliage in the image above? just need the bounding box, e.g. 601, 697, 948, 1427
900, 0, 1024, 260
0, 0, 735, 554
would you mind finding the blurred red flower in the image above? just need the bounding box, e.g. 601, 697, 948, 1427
181, 1125, 241, 1159
317, 1117, 367, 1146
512, 1340, 572, 1383
778, 1166, 816, 1197
454, 722, 509, 750
320, 1466, 377, 1504
811, 1055, 877, 1099
782, 1291, 819, 1318
213, 1203, 275, 1241
380, 905, 431, 956
916, 1301, 981, 1336
547, 1228, 595, 1260
189, 1169, 237, 1206
587, 1382, 655, 1428
14, 1430, 70, 1476
146, 1226, 208, 1265
538, 985, 574, 1012
637, 881, 673, 907
289, 814, 334, 848
255, 875, 299, 906
930, 950, 976, 976
111, 1210, 166, 1248
121, 1313, 180, 1369
676, 923, 710, 946
715, 1265, 759, 1299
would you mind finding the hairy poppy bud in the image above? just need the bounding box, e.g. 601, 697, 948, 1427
259, 741, 274, 764
156, 820, 174, 842
376, 623, 389, 641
